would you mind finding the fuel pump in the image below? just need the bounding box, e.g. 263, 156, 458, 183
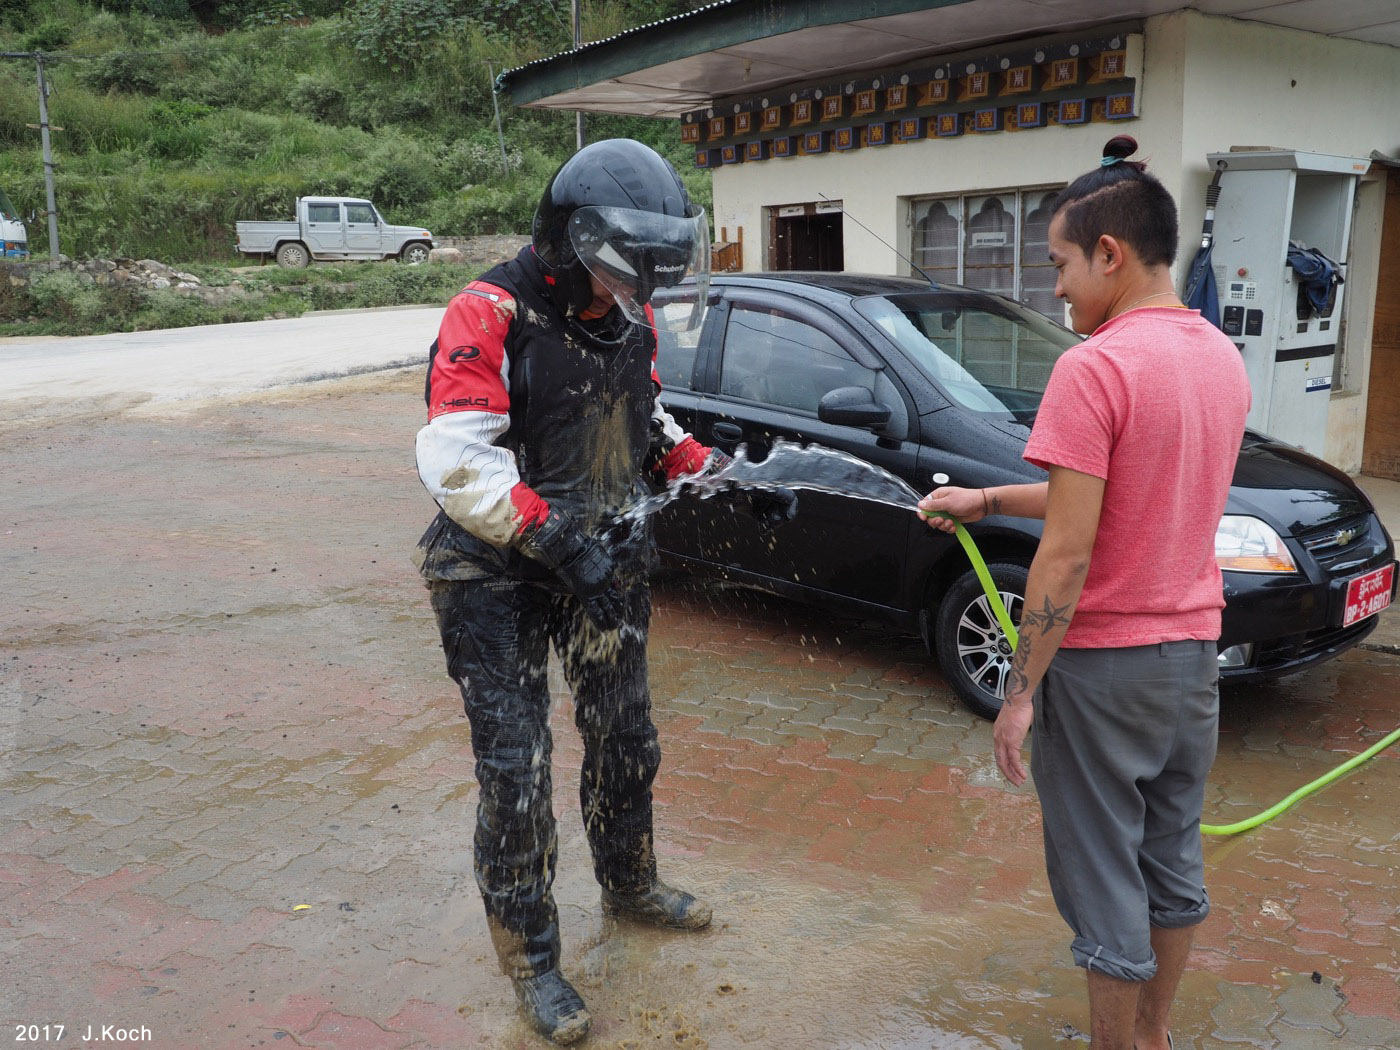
1204, 150, 1370, 456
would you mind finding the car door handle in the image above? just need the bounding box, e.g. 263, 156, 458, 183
712, 422, 743, 443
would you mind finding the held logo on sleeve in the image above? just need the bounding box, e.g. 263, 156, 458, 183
449, 345, 482, 363
438, 396, 492, 410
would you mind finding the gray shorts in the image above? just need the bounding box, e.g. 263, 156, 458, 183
1030, 640, 1219, 982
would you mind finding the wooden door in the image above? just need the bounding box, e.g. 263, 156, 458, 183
1362, 169, 1400, 479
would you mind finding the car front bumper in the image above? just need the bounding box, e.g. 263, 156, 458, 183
1219, 513, 1396, 682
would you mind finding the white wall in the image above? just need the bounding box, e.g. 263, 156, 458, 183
708, 9, 1400, 471
714, 121, 1113, 273
710, 30, 1178, 275
1166, 10, 1400, 471
1173, 11, 1400, 239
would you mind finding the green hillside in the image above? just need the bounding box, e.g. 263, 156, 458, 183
0, 0, 711, 263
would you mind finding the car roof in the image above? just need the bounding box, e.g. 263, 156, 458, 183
709, 271, 977, 302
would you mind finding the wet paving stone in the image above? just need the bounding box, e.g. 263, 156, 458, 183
3, 369, 1397, 1048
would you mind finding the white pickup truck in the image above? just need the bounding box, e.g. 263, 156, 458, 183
236, 197, 437, 268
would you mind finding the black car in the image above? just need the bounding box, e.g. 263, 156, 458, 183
650, 272, 1398, 719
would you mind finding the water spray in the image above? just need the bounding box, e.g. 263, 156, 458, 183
625, 445, 1396, 832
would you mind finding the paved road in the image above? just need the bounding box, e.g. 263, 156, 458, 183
2, 361, 1397, 1048
0, 306, 442, 419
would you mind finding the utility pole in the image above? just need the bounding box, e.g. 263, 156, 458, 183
572, 0, 584, 151
1, 50, 61, 260
34, 54, 60, 260
485, 61, 510, 179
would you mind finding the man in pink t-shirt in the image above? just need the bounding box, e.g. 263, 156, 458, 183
920, 136, 1250, 1050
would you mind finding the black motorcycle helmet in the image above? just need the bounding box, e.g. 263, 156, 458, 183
532, 139, 709, 331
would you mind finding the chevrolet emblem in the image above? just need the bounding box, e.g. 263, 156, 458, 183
1333, 526, 1358, 546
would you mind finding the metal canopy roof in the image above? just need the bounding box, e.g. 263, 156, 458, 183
498, 0, 1400, 117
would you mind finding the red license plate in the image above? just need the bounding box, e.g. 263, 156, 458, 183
1342, 563, 1395, 627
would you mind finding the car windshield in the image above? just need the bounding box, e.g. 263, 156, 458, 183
853, 290, 1079, 420
0, 187, 18, 222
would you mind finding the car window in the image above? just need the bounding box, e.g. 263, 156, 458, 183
721, 305, 873, 413
855, 292, 1077, 418
653, 297, 705, 390
345, 204, 376, 224
307, 203, 340, 224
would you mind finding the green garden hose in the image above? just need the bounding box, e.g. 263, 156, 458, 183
1200, 725, 1400, 835
918, 501, 1018, 647
919, 495, 1397, 835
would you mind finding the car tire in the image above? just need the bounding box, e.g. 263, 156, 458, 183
400, 242, 429, 265
933, 560, 1027, 720
276, 242, 310, 269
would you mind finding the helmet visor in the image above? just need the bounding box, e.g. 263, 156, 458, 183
568, 205, 710, 332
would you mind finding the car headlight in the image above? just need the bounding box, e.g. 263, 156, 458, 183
1215, 515, 1298, 573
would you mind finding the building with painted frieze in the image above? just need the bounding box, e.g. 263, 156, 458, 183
500, 0, 1400, 475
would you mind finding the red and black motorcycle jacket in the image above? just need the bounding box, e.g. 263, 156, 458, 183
414, 246, 712, 583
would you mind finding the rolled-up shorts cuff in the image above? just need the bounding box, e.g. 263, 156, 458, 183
1070, 937, 1158, 982
1150, 895, 1210, 930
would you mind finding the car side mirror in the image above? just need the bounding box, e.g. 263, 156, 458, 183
818, 386, 892, 429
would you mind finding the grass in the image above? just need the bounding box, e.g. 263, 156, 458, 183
0, 1, 711, 333
0, 3, 711, 265
0, 261, 490, 336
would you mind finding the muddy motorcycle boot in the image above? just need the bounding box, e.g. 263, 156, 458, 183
512, 969, 591, 1045
601, 879, 713, 930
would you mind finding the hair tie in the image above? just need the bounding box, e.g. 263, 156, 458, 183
1100, 156, 1123, 167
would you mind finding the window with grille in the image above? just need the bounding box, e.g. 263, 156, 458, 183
908, 188, 1067, 394
910, 188, 1063, 317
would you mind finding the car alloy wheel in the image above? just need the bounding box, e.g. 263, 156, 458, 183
932, 561, 1028, 720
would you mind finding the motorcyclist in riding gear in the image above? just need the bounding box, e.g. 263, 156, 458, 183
414, 139, 795, 1045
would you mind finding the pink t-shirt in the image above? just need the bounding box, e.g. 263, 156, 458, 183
1024, 307, 1252, 649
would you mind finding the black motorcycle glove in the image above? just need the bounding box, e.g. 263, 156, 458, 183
520, 508, 624, 631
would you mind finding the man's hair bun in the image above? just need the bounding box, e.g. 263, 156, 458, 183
1103, 136, 1147, 171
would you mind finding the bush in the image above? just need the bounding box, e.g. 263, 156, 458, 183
341, 261, 480, 308
146, 100, 213, 160
441, 139, 522, 187
0, 0, 33, 30
0, 273, 34, 322
339, 0, 461, 71
455, 182, 536, 235
27, 270, 148, 327
23, 17, 70, 49
79, 51, 168, 95
0, 1, 714, 264
355, 135, 443, 209
286, 74, 347, 125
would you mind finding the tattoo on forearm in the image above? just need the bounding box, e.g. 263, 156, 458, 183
1007, 631, 1032, 696
1021, 595, 1073, 632
1004, 591, 1073, 698
989, 494, 1003, 515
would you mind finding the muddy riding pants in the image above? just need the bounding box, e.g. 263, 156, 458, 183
429, 575, 661, 978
